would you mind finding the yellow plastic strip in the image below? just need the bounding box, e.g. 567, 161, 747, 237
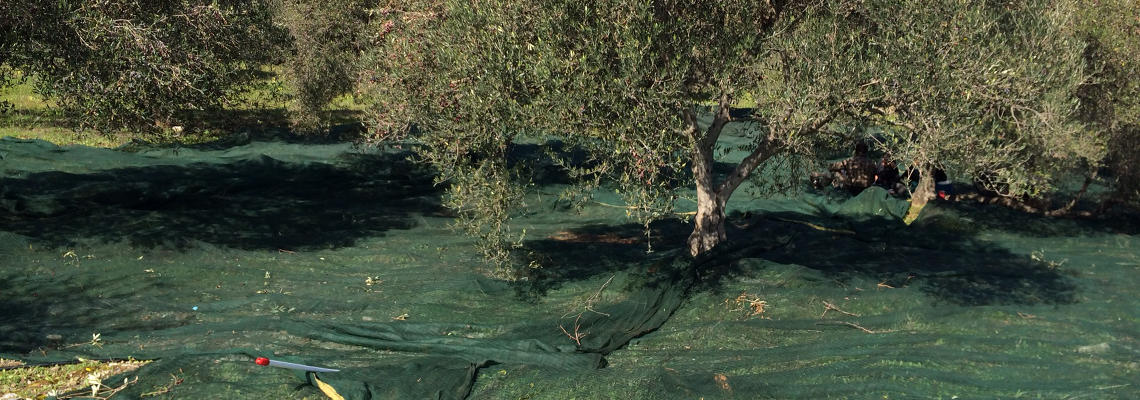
772, 217, 856, 235
312, 373, 346, 400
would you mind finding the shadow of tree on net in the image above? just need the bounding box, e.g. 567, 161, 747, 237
930, 197, 1140, 238
0, 277, 65, 354
510, 219, 691, 301
0, 151, 442, 251
741, 211, 1078, 306
0, 273, 174, 354
515, 210, 1077, 307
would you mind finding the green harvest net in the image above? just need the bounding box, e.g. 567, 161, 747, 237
1, 135, 1138, 399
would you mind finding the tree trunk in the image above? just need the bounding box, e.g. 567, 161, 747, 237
680, 96, 822, 257
904, 166, 934, 225
688, 187, 727, 257
687, 120, 725, 256
1044, 176, 1092, 217
679, 104, 725, 258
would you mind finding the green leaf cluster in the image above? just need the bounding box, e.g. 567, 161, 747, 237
359, 0, 1140, 269
781, 0, 1102, 197
1, 0, 288, 135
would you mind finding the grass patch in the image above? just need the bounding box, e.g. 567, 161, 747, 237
1, 80, 132, 148
0, 359, 148, 399
0, 71, 52, 110
0, 126, 130, 148
1, 67, 364, 149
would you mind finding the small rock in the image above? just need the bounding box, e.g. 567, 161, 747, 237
1076, 342, 1110, 354
2, 392, 22, 400
45, 333, 63, 341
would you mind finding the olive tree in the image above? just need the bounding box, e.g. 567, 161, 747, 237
358, 0, 853, 272
778, 0, 1103, 219
358, 0, 1104, 274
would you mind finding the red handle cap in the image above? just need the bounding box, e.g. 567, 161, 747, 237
255, 357, 270, 366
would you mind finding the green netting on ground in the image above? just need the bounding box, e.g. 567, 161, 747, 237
1, 136, 1138, 399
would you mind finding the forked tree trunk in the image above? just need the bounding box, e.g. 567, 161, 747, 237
688, 153, 728, 256
685, 105, 730, 257
682, 100, 831, 257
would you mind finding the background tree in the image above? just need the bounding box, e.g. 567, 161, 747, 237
0, 0, 288, 136
1074, 0, 1140, 211
779, 0, 1102, 219
276, 0, 376, 132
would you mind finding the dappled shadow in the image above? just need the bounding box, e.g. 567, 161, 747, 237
0, 277, 55, 353
173, 108, 367, 145
931, 195, 1140, 238
511, 220, 690, 300
503, 140, 739, 188
0, 272, 178, 354
742, 211, 1078, 306
0, 151, 442, 251
516, 208, 1078, 306
0, 109, 72, 129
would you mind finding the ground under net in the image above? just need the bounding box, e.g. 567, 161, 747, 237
1, 135, 1138, 399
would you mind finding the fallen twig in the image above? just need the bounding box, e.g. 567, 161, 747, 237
558, 314, 588, 347
821, 301, 859, 318
815, 321, 888, 334
726, 292, 768, 317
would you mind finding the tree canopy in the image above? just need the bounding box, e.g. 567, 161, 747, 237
276, 0, 377, 131
360, 0, 840, 273
0, 0, 287, 134
780, 0, 1102, 216
1074, 0, 1140, 209
358, 0, 1125, 274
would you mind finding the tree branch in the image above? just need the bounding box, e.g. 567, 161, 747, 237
717, 111, 836, 199
717, 141, 774, 201
682, 109, 701, 141
1045, 175, 1094, 217
702, 92, 732, 149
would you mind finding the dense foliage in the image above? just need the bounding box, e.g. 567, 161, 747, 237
0, 0, 287, 134
781, 0, 1102, 215
360, 0, 1138, 273
276, 0, 375, 131
1074, 0, 1140, 209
